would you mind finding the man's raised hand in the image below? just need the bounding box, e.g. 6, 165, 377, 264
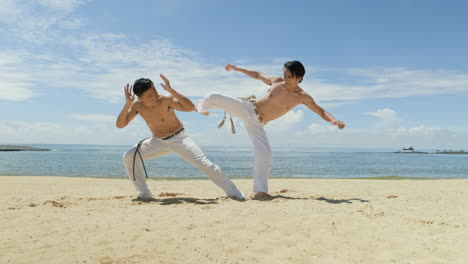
159, 73, 172, 92
332, 120, 346, 130
124, 84, 134, 104
225, 64, 237, 72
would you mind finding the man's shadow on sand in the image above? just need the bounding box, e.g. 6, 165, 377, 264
250, 194, 310, 201
131, 195, 370, 205
251, 194, 370, 204
132, 197, 223, 205
314, 196, 370, 204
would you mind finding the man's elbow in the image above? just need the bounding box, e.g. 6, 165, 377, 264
184, 101, 195, 111
253, 71, 261, 79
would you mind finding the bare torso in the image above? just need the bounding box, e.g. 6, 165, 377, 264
133, 96, 184, 138
255, 82, 307, 123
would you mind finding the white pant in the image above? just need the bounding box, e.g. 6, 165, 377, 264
197, 93, 273, 193
123, 130, 244, 199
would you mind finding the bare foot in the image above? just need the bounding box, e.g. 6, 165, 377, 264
194, 109, 209, 116
253, 192, 271, 198
133, 197, 156, 202
228, 195, 246, 201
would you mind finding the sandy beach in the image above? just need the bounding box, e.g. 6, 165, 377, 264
1, 176, 467, 264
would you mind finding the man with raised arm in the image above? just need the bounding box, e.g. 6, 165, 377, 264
117, 74, 244, 200
197, 61, 345, 198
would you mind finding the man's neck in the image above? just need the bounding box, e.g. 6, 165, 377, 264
285, 83, 300, 92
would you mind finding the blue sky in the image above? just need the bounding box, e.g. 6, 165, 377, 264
1, 0, 467, 149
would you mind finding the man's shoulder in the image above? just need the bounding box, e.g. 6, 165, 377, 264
299, 89, 310, 96
272, 81, 285, 86
160, 95, 175, 104
295, 85, 309, 95
160, 94, 174, 100
132, 101, 143, 110
132, 101, 145, 109
299, 90, 315, 104
271, 77, 284, 84
271, 81, 285, 90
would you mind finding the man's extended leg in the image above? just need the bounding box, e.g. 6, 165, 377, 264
123, 138, 170, 199
168, 132, 245, 199
198, 93, 272, 194
197, 93, 250, 118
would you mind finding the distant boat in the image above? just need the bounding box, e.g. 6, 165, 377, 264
394, 147, 428, 154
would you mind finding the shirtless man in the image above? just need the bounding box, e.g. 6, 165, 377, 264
117, 74, 244, 200
197, 61, 345, 197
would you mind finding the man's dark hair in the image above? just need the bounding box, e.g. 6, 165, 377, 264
133, 78, 154, 97
284, 60, 305, 83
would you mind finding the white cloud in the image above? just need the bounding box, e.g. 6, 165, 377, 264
1, 118, 467, 149
289, 122, 468, 149
0, 85, 34, 102
365, 108, 398, 121
0, 0, 84, 44
3, 23, 468, 105
0, 33, 274, 103
71, 35, 271, 102
0, 120, 151, 145
395, 126, 442, 137
319, 101, 356, 109
38, 0, 86, 13
296, 123, 338, 137
267, 110, 304, 134
69, 114, 115, 123
348, 68, 468, 98
300, 67, 468, 104
1, 0, 468, 105
0, 52, 35, 101
279, 109, 304, 124
0, 0, 23, 23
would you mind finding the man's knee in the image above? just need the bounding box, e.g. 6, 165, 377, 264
204, 93, 225, 103
196, 156, 220, 173
123, 148, 137, 163
197, 156, 214, 168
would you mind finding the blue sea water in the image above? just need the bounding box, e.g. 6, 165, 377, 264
0, 144, 467, 179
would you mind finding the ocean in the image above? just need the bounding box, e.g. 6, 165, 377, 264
0, 144, 467, 179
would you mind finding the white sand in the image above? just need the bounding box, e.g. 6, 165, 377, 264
1, 176, 467, 264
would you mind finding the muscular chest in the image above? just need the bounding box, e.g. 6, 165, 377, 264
268, 87, 303, 109
139, 104, 175, 124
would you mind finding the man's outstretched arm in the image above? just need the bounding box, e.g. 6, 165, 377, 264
304, 94, 346, 129
116, 84, 138, 128
225, 64, 283, 86
160, 74, 195, 112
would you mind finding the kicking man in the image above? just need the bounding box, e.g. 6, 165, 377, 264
197, 61, 345, 197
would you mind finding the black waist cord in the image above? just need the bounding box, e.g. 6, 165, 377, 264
132, 138, 150, 181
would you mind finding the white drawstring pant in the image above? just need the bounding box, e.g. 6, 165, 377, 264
197, 93, 273, 193
123, 130, 244, 199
